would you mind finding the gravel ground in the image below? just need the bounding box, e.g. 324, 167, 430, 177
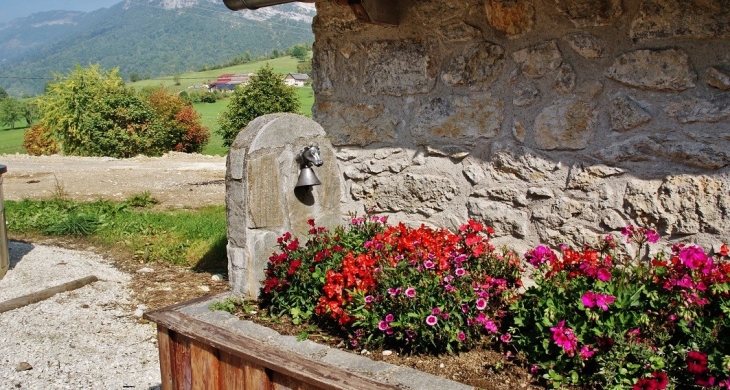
0, 241, 161, 390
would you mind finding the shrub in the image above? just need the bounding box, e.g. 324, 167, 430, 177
509, 226, 730, 389
23, 124, 59, 156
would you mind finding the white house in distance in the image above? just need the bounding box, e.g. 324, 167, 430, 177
284, 73, 310, 87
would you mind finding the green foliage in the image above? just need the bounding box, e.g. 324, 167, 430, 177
23, 124, 59, 156
129, 73, 141, 82
296, 60, 312, 76
217, 64, 300, 147
125, 191, 159, 208
0, 86, 8, 99
288, 44, 310, 62
6, 198, 226, 267
35, 65, 209, 157
209, 297, 249, 314
0, 97, 25, 129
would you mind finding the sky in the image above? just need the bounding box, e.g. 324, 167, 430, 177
0, 0, 122, 24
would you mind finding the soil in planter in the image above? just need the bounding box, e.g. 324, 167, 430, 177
225, 301, 547, 390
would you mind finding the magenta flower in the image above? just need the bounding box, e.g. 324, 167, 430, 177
581, 291, 616, 311
455, 268, 466, 277
525, 245, 556, 267
424, 260, 435, 269
378, 321, 389, 331
405, 287, 416, 298
426, 315, 438, 326
597, 268, 611, 282
387, 288, 400, 296
500, 333, 512, 343
364, 295, 374, 303
550, 321, 578, 357
475, 298, 487, 311
646, 229, 659, 243
484, 320, 498, 333
432, 307, 441, 315
679, 245, 709, 270
385, 313, 394, 322
579, 345, 596, 360
457, 332, 466, 342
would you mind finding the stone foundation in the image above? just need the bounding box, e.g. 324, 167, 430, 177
310, 0, 730, 252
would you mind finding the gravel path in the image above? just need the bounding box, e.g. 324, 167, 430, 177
0, 241, 161, 389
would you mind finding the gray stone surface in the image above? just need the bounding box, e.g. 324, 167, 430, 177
314, 102, 396, 146
513, 40, 563, 79
411, 95, 503, 142
512, 80, 540, 106
609, 93, 652, 131
563, 32, 605, 58
665, 98, 730, 123
605, 49, 696, 91
555, 0, 623, 27
441, 41, 505, 87
707, 67, 730, 90
363, 39, 436, 96
533, 99, 598, 150
630, 0, 730, 41
467, 199, 529, 238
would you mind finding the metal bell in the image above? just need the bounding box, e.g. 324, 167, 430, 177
295, 167, 321, 188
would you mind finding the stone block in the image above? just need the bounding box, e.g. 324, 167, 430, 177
563, 33, 605, 58
553, 63, 576, 94
513, 40, 563, 79
441, 41, 505, 88
467, 199, 530, 238
411, 95, 503, 143
605, 49, 696, 91
362, 39, 437, 96
248, 154, 285, 229
512, 81, 540, 107
314, 102, 396, 146
630, 0, 730, 41
555, 0, 622, 27
665, 98, 730, 123
370, 173, 457, 215
533, 99, 598, 150
609, 94, 652, 131
707, 67, 730, 90
484, 0, 535, 38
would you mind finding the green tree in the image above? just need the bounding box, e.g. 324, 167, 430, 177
173, 74, 181, 86
288, 45, 309, 62
217, 64, 300, 147
24, 101, 39, 126
296, 60, 312, 76
0, 98, 25, 129
0, 86, 8, 100
129, 72, 141, 82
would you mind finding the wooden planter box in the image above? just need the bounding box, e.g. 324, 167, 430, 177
144, 293, 473, 390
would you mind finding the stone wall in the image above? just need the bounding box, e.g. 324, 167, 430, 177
310, 0, 730, 252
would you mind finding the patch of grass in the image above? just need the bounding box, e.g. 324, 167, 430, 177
0, 126, 28, 154
6, 197, 227, 267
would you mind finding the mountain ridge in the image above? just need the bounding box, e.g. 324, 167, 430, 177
0, 0, 315, 97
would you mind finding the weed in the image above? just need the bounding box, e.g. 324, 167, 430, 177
52, 175, 69, 200
125, 191, 159, 208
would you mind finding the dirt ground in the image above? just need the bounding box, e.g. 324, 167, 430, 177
1, 152, 230, 311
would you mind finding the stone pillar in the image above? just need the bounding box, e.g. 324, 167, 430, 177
226, 113, 342, 298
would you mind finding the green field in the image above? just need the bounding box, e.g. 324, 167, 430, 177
1, 55, 314, 157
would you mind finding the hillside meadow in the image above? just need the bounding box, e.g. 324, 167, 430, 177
0, 56, 314, 156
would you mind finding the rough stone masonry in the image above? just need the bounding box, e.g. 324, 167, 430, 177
308, 0, 730, 255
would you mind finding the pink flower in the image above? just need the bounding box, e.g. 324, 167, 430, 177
597, 268, 612, 282
385, 313, 394, 322
581, 291, 616, 311
646, 229, 659, 243
484, 320, 498, 333
405, 287, 416, 298
550, 321, 578, 357
364, 295, 374, 303
525, 245, 556, 267
455, 268, 466, 277
432, 307, 441, 315
387, 288, 400, 296
423, 260, 435, 269
580, 345, 596, 360
500, 333, 512, 343
679, 246, 709, 270
457, 332, 466, 342
378, 321, 389, 331
476, 298, 487, 310
426, 315, 438, 326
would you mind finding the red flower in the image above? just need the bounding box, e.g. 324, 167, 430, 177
695, 374, 716, 387
687, 351, 709, 374
633, 378, 659, 390
721, 243, 729, 257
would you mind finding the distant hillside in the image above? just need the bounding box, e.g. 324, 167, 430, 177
0, 0, 315, 97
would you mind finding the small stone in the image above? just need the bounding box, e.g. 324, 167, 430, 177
211, 274, 224, 281
605, 49, 696, 91
360, 349, 369, 355
439, 363, 445, 368
707, 67, 730, 90
137, 267, 154, 273
382, 350, 393, 356
15, 362, 32, 372
563, 32, 605, 58
199, 285, 211, 292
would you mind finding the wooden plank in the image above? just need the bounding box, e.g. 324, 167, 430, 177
219, 352, 246, 389
157, 326, 174, 390
270, 370, 301, 390
190, 339, 219, 390
0, 276, 98, 313
146, 309, 399, 390
170, 332, 192, 390
243, 360, 271, 390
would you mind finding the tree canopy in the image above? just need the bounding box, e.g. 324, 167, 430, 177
33, 64, 209, 157
217, 64, 301, 147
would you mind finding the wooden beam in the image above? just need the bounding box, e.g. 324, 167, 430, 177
0, 276, 98, 313
146, 309, 399, 390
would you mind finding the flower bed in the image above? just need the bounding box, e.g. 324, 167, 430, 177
248, 217, 730, 389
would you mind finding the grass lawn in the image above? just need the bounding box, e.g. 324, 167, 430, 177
0, 122, 29, 154
130, 56, 304, 93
